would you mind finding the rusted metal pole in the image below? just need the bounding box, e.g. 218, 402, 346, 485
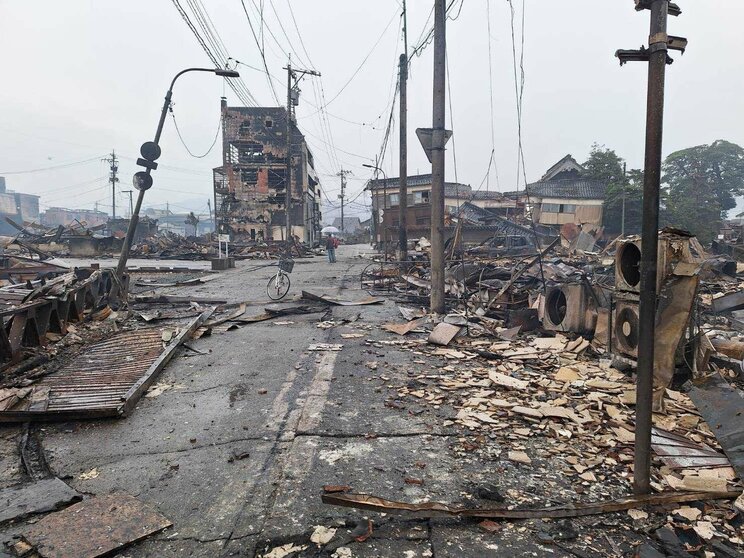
635, 0, 669, 496
398, 53, 408, 261
430, 0, 446, 314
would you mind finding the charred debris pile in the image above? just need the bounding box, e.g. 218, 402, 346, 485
1, 217, 319, 261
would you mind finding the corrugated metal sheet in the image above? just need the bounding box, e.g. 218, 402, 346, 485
0, 310, 211, 422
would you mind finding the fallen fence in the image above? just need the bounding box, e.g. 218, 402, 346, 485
0, 310, 212, 421
0, 269, 123, 364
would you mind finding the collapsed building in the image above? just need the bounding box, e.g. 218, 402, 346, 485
213, 100, 322, 245
0, 177, 40, 236
367, 173, 523, 248
505, 155, 608, 234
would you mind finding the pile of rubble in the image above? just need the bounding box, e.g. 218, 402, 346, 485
340, 227, 744, 554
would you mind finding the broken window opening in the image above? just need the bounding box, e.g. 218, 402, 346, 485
268, 168, 287, 190
238, 142, 265, 164
240, 169, 258, 186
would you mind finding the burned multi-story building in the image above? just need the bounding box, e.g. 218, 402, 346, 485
213, 100, 322, 244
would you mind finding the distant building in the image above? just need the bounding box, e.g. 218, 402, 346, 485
331, 217, 362, 235
213, 101, 322, 244
143, 208, 213, 237
519, 155, 607, 229
0, 176, 40, 235
41, 207, 108, 228
366, 173, 522, 246
108, 216, 158, 241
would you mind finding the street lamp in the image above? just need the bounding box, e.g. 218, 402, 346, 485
363, 163, 389, 258
114, 67, 240, 285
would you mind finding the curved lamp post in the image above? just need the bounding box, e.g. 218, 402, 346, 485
114, 68, 240, 283
363, 163, 389, 259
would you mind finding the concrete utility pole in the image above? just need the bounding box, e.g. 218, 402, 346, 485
621, 162, 627, 237
103, 150, 119, 220
285, 57, 293, 244
616, 0, 687, 496
336, 169, 352, 233
122, 190, 134, 218
398, 0, 408, 261
207, 198, 213, 230
398, 53, 408, 261
284, 57, 320, 245
430, 0, 447, 314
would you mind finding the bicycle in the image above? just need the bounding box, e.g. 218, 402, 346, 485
266, 258, 294, 300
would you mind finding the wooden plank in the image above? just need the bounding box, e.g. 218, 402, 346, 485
428, 323, 462, 346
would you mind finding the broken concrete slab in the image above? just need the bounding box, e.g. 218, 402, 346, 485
0, 478, 81, 524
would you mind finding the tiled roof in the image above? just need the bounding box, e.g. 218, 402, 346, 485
444, 183, 472, 197
366, 174, 471, 196
367, 174, 433, 189
470, 190, 509, 200
526, 179, 607, 200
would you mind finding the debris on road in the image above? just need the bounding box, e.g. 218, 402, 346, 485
20, 493, 171, 558
0, 310, 213, 422
0, 478, 81, 524
321, 490, 742, 519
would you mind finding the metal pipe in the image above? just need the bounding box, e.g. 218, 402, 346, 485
634, 0, 669, 496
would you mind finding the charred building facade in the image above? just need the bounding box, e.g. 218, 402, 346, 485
214, 100, 322, 244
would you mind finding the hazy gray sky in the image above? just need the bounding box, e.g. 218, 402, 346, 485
1, 1, 743, 221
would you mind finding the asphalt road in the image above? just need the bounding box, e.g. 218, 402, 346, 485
0, 244, 596, 557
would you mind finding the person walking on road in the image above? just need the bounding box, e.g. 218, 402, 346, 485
325, 233, 338, 263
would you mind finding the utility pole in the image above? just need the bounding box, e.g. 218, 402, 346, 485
621, 162, 627, 237
616, 0, 687, 496
336, 169, 352, 234
398, 52, 408, 261
122, 190, 134, 218
103, 150, 119, 220
284, 57, 321, 245
430, 0, 447, 314
402, 0, 408, 56
207, 198, 213, 231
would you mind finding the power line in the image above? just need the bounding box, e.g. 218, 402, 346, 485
508, 0, 528, 189
171, 0, 257, 106
316, 8, 402, 110
484, 0, 500, 191
285, 0, 315, 69
170, 108, 223, 158
0, 156, 104, 175
237, 0, 281, 104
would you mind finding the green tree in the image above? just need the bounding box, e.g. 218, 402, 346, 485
662, 140, 744, 244
583, 144, 641, 234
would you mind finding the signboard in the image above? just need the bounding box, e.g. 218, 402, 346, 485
416, 128, 453, 163
218, 234, 230, 243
